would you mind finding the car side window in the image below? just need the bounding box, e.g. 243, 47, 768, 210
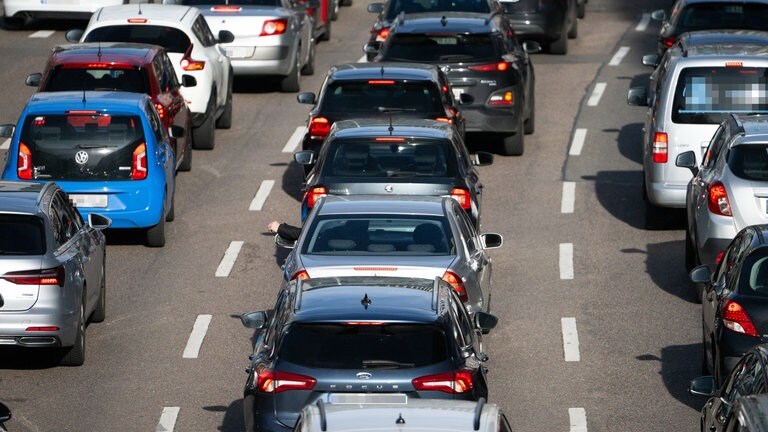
192, 15, 216, 48
163, 53, 181, 91
702, 125, 727, 169
62, 193, 84, 232
448, 290, 473, 348
263, 289, 289, 355
152, 56, 166, 92
47, 195, 64, 247
50, 192, 77, 245
147, 102, 166, 143
455, 204, 478, 253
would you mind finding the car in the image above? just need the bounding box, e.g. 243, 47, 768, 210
294, 398, 513, 432
279, 195, 503, 317
65, 3, 236, 150
294, 119, 493, 228
689, 344, 768, 432
1, 0, 128, 30
0, 181, 110, 366
498, 0, 577, 55
0, 402, 9, 432
0, 91, 178, 247
676, 114, 768, 277
690, 225, 768, 385
25, 42, 196, 173
627, 31, 768, 223
297, 62, 468, 155
368, 12, 539, 156
239, 275, 498, 432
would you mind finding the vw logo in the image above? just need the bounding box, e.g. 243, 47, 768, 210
356, 372, 373, 380
384, 185, 393, 193
74, 151, 89, 165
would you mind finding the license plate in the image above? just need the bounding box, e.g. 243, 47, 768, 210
69, 194, 108, 208
328, 393, 407, 404
452, 88, 465, 99
225, 46, 255, 59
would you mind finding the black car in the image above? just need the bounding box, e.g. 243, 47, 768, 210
499, 0, 577, 54
689, 344, 768, 432
294, 119, 492, 227
297, 62, 466, 155
0, 402, 8, 432
690, 225, 768, 386
239, 276, 498, 432
368, 12, 538, 156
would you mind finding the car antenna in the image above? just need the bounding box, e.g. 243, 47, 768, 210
97, 42, 102, 61
396, 414, 405, 425
380, 65, 385, 78
361, 293, 372, 309
441, 16, 447, 27
138, 2, 143, 15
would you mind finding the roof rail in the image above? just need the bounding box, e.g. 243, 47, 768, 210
293, 278, 304, 313
316, 399, 328, 432
432, 277, 440, 312
473, 397, 486, 431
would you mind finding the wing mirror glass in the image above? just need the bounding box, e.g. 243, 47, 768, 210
367, 2, 384, 12
481, 233, 503, 249
297, 92, 316, 104
181, 74, 197, 88
475, 311, 498, 334
26, 73, 42, 87
0, 124, 15, 138
294, 150, 315, 166
474, 151, 493, 166
240, 311, 268, 329
651, 9, 666, 21
627, 87, 648, 106
641, 54, 660, 68
65, 29, 84, 43
690, 265, 711, 284
218, 30, 235, 44
169, 125, 185, 139
675, 150, 698, 176
689, 376, 716, 397
274, 234, 297, 249
88, 213, 112, 230
363, 42, 381, 55
522, 41, 542, 54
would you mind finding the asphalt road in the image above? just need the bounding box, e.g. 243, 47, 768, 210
0, 0, 709, 430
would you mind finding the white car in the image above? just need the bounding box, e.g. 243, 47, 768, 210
66, 4, 235, 150
2, 0, 127, 29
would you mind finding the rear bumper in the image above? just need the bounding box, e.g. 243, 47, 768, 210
718, 330, 763, 376
228, 46, 293, 76
462, 104, 523, 134
57, 182, 166, 229
646, 180, 687, 208
0, 287, 79, 347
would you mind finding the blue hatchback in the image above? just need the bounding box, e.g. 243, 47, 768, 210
0, 91, 176, 247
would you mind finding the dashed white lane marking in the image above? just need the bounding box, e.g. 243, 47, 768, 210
561, 182, 575, 214
282, 126, 307, 153
635, 13, 651, 31
249, 180, 275, 211
29, 30, 55, 38
569, 128, 588, 156
560, 243, 574, 280
569, 407, 588, 432
156, 407, 180, 432
182, 314, 212, 359
609, 46, 630, 66
215, 241, 244, 277
561, 317, 580, 362
587, 83, 606, 107
357, 55, 368, 63
1, 139, 10, 150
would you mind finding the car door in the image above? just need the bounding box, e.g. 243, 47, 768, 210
454, 202, 491, 311
448, 291, 488, 394
146, 101, 175, 208
703, 233, 741, 368
693, 125, 730, 249
191, 14, 228, 109
158, 51, 189, 164
48, 192, 87, 310
58, 191, 102, 314
708, 353, 761, 431
455, 135, 482, 224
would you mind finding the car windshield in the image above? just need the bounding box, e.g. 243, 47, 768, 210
279, 323, 450, 369
385, 0, 491, 19
672, 67, 768, 124
19, 114, 146, 181
181, 0, 281, 5
675, 3, 768, 32
742, 250, 768, 297
320, 80, 444, 114
44, 67, 148, 93
728, 145, 768, 181
322, 139, 459, 178
302, 215, 453, 255
84, 26, 191, 54
0, 214, 45, 255
382, 33, 498, 63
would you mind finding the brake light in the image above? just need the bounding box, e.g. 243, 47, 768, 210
212, 5, 242, 12
26, 326, 60, 332
435, 117, 452, 123
368, 80, 395, 85
60, 62, 134, 70
722, 300, 759, 337
66, 110, 98, 115
345, 321, 386, 325
132, 142, 147, 180
291, 269, 310, 280
374, 137, 405, 142
468, 62, 509, 72
304, 186, 327, 209
442, 271, 468, 302
715, 251, 725, 264
3, 266, 65, 287
663, 36, 676, 48
127, 18, 147, 23
261, 19, 288, 36
708, 181, 732, 216
376, 27, 390, 42
726, 61, 743, 68
353, 267, 397, 271
17, 142, 33, 180
308, 116, 331, 140
488, 91, 514, 105
180, 45, 205, 71
451, 188, 471, 210
154, 103, 165, 121
652, 132, 668, 163
412, 370, 474, 394
257, 370, 316, 393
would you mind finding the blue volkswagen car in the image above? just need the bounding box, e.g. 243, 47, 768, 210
0, 91, 176, 247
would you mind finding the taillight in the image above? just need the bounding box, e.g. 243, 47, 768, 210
435, 117, 452, 123
154, 103, 165, 121
304, 186, 327, 209
652, 132, 668, 163
442, 271, 468, 302
291, 269, 310, 280
715, 251, 725, 264
132, 142, 148, 180
722, 300, 759, 337
663, 36, 676, 48
180, 45, 205, 71
375, 27, 390, 42
488, 91, 514, 106
450, 187, 471, 210
3, 266, 65, 287
257, 370, 316, 393
261, 19, 288, 36
707, 181, 732, 216
26, 326, 60, 332
17, 142, 33, 180
468, 62, 509, 72
412, 370, 474, 394
308, 116, 331, 140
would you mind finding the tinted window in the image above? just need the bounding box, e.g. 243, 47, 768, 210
672, 67, 768, 124
385, 0, 490, 19
675, 3, 768, 32
279, 323, 449, 368
322, 140, 458, 177
742, 250, 768, 296
728, 145, 768, 181
19, 113, 146, 181
84, 25, 191, 53
321, 80, 444, 114
45, 67, 148, 93
0, 214, 45, 255
383, 34, 498, 63
192, 15, 216, 47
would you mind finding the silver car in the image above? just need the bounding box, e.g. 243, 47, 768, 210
279, 195, 503, 316
0, 181, 111, 366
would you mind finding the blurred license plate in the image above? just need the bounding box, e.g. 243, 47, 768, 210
452, 88, 464, 99
328, 394, 407, 404
69, 194, 108, 208
225, 47, 255, 59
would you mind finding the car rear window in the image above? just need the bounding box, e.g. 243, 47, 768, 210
0, 214, 45, 255
728, 145, 768, 181
382, 34, 498, 63
321, 80, 444, 114
19, 113, 146, 181
675, 3, 768, 32
45, 67, 148, 93
302, 215, 453, 255
322, 140, 458, 178
279, 323, 450, 369
84, 25, 191, 54
385, 0, 490, 19
672, 67, 768, 124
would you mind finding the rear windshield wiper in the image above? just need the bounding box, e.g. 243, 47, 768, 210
77, 144, 110, 149
439, 54, 474, 62
361, 359, 416, 369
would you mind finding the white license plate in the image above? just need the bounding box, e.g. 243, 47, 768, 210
328, 393, 407, 404
225, 46, 255, 59
452, 88, 465, 99
69, 194, 108, 208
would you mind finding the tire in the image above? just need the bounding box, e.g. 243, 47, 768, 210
90, 264, 106, 323
301, 42, 316, 76
524, 92, 535, 135
166, 189, 175, 222
685, 229, 696, 271
60, 301, 86, 366
146, 202, 166, 247
502, 124, 524, 156
577, 0, 586, 18
215, 72, 233, 129
549, 31, 568, 55
280, 50, 301, 93
331, 0, 340, 21
2, 16, 23, 30
178, 132, 193, 172
192, 107, 215, 150
643, 201, 665, 230
318, 19, 331, 42
568, 12, 578, 39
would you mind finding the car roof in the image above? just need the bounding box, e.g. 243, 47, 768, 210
49, 43, 160, 66
91, 4, 198, 25
316, 195, 448, 216
731, 115, 768, 143
678, 30, 768, 49
332, 119, 455, 140
24, 91, 150, 113
389, 12, 498, 34
0, 181, 50, 214
329, 62, 440, 81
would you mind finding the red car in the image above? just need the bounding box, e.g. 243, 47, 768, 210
26, 42, 197, 172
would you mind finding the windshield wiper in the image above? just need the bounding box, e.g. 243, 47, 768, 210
77, 144, 110, 149
362, 359, 415, 369
439, 54, 474, 62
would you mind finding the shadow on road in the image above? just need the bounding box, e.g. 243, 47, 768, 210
209, 398, 245, 432
281, 161, 306, 203
637, 342, 706, 412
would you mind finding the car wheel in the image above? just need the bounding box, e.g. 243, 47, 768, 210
524, 92, 535, 135
166, 189, 175, 222
568, 12, 578, 39
331, 0, 340, 21
577, 0, 586, 18
280, 50, 301, 93
90, 264, 106, 323
60, 300, 86, 366
502, 131, 524, 156
319, 19, 331, 42
549, 31, 568, 55
146, 202, 166, 247
215, 72, 233, 129
178, 132, 193, 172
301, 42, 316, 76
192, 104, 216, 150
643, 200, 667, 230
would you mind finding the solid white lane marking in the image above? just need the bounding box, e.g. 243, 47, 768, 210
182, 314, 212, 359
587, 83, 606, 107
29, 30, 55, 38
569, 128, 588, 156
357, 55, 368, 63
635, 13, 651, 31
282, 126, 307, 153
561, 182, 575, 214
569, 408, 588, 432
609, 46, 630, 66
561, 317, 580, 362
560, 243, 574, 280
156, 407, 180, 432
1, 139, 10, 150
215, 241, 244, 277
249, 180, 275, 211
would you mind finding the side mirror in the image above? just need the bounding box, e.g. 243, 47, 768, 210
169, 125, 185, 139
297, 92, 316, 104
363, 42, 381, 55
274, 234, 297, 249
65, 29, 84, 43
459, 93, 474, 105
88, 213, 112, 230
218, 30, 235, 44
650, 9, 666, 21
26, 72, 42, 87
481, 233, 503, 249
0, 402, 10, 425
473, 151, 493, 166
675, 150, 699, 176
690, 265, 711, 285
367, 2, 384, 13
181, 74, 197, 88
240, 311, 268, 329
294, 150, 316, 166
475, 311, 498, 334
522, 40, 542, 54
641, 54, 660, 68
627, 87, 648, 106
0, 124, 15, 138
689, 376, 717, 397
